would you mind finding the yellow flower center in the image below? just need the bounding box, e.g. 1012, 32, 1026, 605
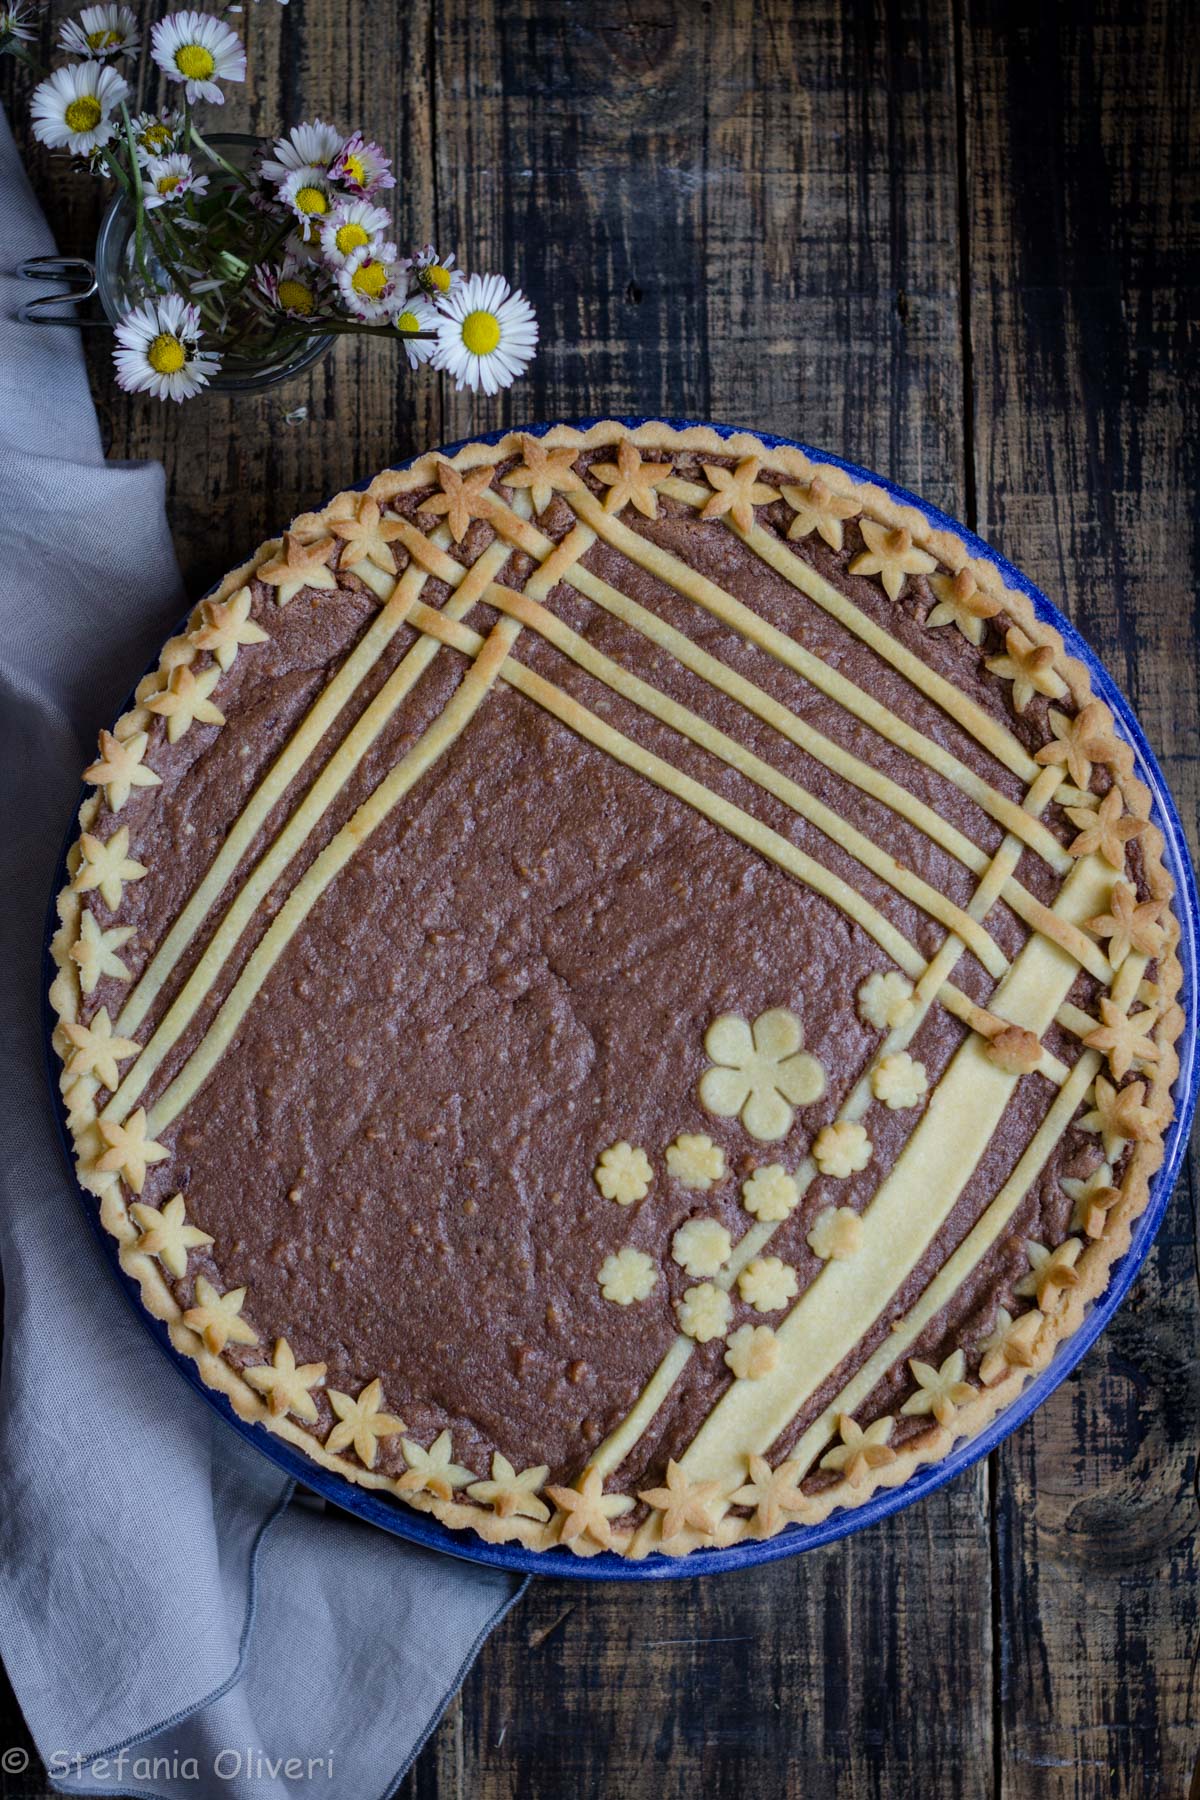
140, 124, 172, 152
395, 309, 419, 333
424, 264, 452, 293
157, 175, 182, 195
175, 43, 215, 81
64, 96, 103, 134
461, 309, 501, 356
342, 152, 366, 186
334, 221, 370, 255
277, 278, 314, 315
87, 28, 122, 49
294, 184, 328, 216
351, 260, 388, 299
147, 333, 187, 375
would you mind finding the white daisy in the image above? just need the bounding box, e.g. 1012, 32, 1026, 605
151, 11, 245, 106
143, 152, 209, 210
0, 5, 37, 45
280, 164, 337, 228
411, 243, 463, 298
259, 118, 343, 186
113, 294, 220, 403
129, 110, 184, 164
330, 131, 395, 197
432, 273, 538, 395
335, 248, 403, 320
318, 198, 395, 268
392, 295, 440, 369
58, 5, 139, 58
31, 62, 129, 157
255, 253, 329, 320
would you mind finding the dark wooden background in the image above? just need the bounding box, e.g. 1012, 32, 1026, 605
3, 2, 1198, 1795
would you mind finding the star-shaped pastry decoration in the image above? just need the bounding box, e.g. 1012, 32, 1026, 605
129, 1192, 213, 1278
1033, 701, 1119, 791
96, 1106, 168, 1194
780, 473, 861, 552
923, 565, 1001, 646
978, 1306, 1044, 1385
258, 532, 338, 607
985, 1025, 1043, 1075
1079, 1074, 1158, 1162
397, 1429, 477, 1500
467, 1452, 552, 1522
637, 1458, 722, 1544
190, 585, 270, 672
819, 1413, 896, 1487
730, 1454, 813, 1536
545, 1466, 635, 1551
145, 664, 226, 744
183, 1276, 259, 1354
326, 495, 409, 576
245, 1337, 326, 1422
1082, 996, 1160, 1081
325, 1377, 406, 1468
420, 460, 497, 542
83, 730, 161, 813
700, 458, 777, 535
1015, 1239, 1083, 1311
900, 1349, 976, 1427
62, 1006, 140, 1091
70, 912, 135, 995
73, 826, 148, 911
984, 627, 1069, 713
1061, 1162, 1122, 1239
503, 435, 585, 515
848, 519, 937, 601
592, 439, 672, 519
1085, 882, 1166, 970
1065, 787, 1148, 873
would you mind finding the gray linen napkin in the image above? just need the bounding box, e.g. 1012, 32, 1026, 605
0, 104, 524, 1800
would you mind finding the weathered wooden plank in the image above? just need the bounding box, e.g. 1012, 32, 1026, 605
965, 0, 1200, 1793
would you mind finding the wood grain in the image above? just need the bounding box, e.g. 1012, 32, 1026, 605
0, 1, 1196, 1796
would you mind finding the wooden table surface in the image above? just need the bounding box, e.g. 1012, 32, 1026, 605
3, 2, 1198, 1796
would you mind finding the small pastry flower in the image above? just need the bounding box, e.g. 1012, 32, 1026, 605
325, 1378, 405, 1469
62, 1006, 140, 1091
545, 1466, 634, 1550
1079, 1075, 1158, 1162
1033, 701, 1122, 791
806, 1205, 863, 1261
700, 458, 776, 534
1065, 787, 1147, 873
698, 1008, 825, 1142
813, 1121, 871, 1180
151, 10, 246, 106
871, 1052, 928, 1110
190, 586, 269, 672
857, 970, 915, 1032
30, 61, 128, 156
740, 1164, 799, 1222
594, 1141, 653, 1206
592, 439, 672, 519
900, 1350, 975, 1427
780, 473, 861, 551
1015, 1240, 1083, 1311
83, 729, 161, 813
1061, 1162, 1121, 1239
675, 1282, 732, 1343
666, 1133, 726, 1191
923, 565, 1000, 645
392, 296, 441, 370
1082, 997, 1160, 1081
259, 119, 344, 185
467, 1453, 551, 1522
73, 825, 147, 910
58, 5, 139, 60
985, 627, 1068, 713
145, 664, 225, 742
979, 1305, 1043, 1385
397, 1430, 475, 1500
258, 532, 338, 607
985, 1025, 1043, 1075
1085, 882, 1166, 970
671, 1217, 733, 1279
113, 295, 219, 403
432, 273, 539, 396
130, 1192, 212, 1278
737, 1255, 799, 1313
421, 460, 497, 542
597, 1246, 658, 1305
724, 1324, 780, 1381
848, 520, 937, 600
637, 1460, 722, 1543
183, 1276, 258, 1354
70, 912, 135, 995
731, 1455, 812, 1536
819, 1413, 896, 1487
503, 434, 585, 515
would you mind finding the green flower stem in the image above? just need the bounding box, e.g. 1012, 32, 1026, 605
188, 121, 256, 193
119, 104, 150, 287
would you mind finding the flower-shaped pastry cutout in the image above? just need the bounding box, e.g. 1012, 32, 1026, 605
183, 1276, 258, 1355
70, 913, 135, 995
245, 1337, 326, 1423
62, 1006, 140, 1091
780, 473, 861, 551
420, 460, 497, 542
737, 1255, 798, 1313
504, 435, 585, 515
146, 664, 225, 743
671, 1217, 733, 1279
666, 1133, 726, 1190
1082, 997, 1160, 1081
819, 1413, 896, 1487
597, 1245, 658, 1305
258, 531, 338, 607
1015, 1240, 1083, 1312
857, 970, 915, 1032
637, 1459, 722, 1543
740, 1164, 799, 1222
327, 493, 409, 576
985, 627, 1068, 713
96, 1106, 168, 1193
924, 566, 1000, 646
848, 520, 936, 600
1061, 1161, 1121, 1239
594, 1140, 653, 1205
73, 826, 148, 911
813, 1121, 871, 1180
985, 1025, 1043, 1075
1085, 883, 1166, 970
1079, 1074, 1158, 1162
546, 1466, 634, 1550
731, 1454, 813, 1536
675, 1282, 732, 1343
129, 1192, 212, 1278
1065, 787, 1147, 874
325, 1377, 405, 1468
979, 1305, 1044, 1385
467, 1453, 552, 1522
807, 1205, 863, 1261
1034, 701, 1126, 791
592, 439, 673, 518
900, 1350, 975, 1427
83, 729, 161, 813
871, 1052, 928, 1110
698, 1009, 825, 1142
724, 1324, 780, 1381
700, 458, 776, 534
190, 585, 270, 671
397, 1429, 475, 1500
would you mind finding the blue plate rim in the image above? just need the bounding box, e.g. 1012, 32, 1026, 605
41, 415, 1200, 1582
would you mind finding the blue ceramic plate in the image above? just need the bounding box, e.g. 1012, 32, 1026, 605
43, 418, 1200, 1581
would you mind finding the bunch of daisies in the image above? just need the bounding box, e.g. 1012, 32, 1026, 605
10, 4, 538, 403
